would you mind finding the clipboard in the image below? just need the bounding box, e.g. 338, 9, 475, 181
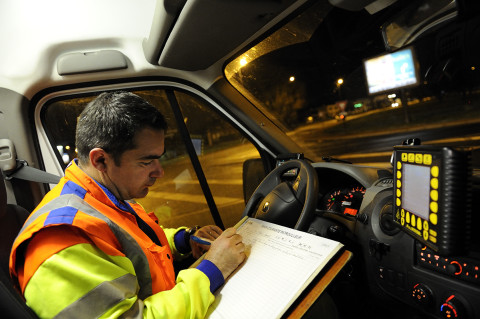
283, 249, 352, 318
190, 216, 350, 319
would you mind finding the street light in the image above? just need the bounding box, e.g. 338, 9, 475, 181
336, 78, 344, 99
289, 76, 295, 82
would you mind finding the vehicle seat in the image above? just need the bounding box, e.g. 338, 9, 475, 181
0, 171, 38, 318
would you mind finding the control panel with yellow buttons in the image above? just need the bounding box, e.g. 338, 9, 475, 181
392, 145, 471, 256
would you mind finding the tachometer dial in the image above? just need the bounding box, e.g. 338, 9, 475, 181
342, 186, 366, 216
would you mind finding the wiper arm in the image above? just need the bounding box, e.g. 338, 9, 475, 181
322, 156, 352, 164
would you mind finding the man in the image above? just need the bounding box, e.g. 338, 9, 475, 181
9, 91, 246, 318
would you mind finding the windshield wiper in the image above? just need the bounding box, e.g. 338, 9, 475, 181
322, 156, 352, 164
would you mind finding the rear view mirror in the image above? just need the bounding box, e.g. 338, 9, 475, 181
381, 0, 457, 51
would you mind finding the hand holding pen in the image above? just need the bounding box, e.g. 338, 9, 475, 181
190, 225, 222, 258
191, 235, 213, 246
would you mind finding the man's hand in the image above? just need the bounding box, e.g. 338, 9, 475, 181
204, 228, 246, 279
190, 225, 222, 259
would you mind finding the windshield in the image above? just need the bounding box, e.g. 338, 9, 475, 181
225, 0, 480, 167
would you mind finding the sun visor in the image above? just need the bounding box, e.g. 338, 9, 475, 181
142, 0, 188, 65
146, 0, 300, 71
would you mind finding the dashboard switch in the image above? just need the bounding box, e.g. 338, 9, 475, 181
411, 283, 433, 307
446, 261, 462, 276
356, 213, 368, 224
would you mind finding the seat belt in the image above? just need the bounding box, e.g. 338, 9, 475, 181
5, 161, 61, 184
0, 138, 61, 184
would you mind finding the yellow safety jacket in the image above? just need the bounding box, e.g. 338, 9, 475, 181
10, 160, 219, 318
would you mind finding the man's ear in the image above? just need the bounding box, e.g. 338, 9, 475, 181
89, 148, 109, 172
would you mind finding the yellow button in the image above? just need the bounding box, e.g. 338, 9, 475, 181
430, 190, 438, 201
415, 154, 423, 164
397, 170, 402, 179
401, 217, 405, 226
406, 212, 410, 224
408, 153, 415, 162
402, 153, 408, 161
429, 229, 437, 237
430, 201, 438, 213
423, 220, 429, 231
431, 166, 439, 177
424, 154, 432, 165
430, 213, 438, 225
397, 161, 402, 169
411, 215, 416, 227
431, 178, 439, 189
397, 189, 401, 197
423, 230, 429, 240
397, 198, 401, 207
397, 180, 401, 188
401, 209, 405, 217
417, 217, 422, 230
429, 236, 437, 243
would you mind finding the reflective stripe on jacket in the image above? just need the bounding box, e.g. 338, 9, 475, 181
9, 160, 214, 318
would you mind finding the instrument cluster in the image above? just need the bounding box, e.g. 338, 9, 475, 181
320, 185, 366, 217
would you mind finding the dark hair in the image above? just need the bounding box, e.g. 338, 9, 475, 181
75, 91, 167, 165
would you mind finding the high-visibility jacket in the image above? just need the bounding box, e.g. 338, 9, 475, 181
9, 160, 220, 318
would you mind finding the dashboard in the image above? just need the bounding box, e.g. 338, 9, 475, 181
307, 162, 480, 319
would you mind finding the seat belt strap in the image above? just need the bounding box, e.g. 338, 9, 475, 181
0, 138, 60, 184
4, 161, 60, 184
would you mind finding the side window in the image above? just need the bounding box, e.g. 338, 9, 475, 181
42, 88, 262, 229
42, 96, 94, 164
174, 91, 262, 228
134, 90, 214, 228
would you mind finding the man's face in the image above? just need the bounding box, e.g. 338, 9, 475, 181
106, 128, 165, 200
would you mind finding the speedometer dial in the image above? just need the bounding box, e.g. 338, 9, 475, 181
323, 186, 366, 216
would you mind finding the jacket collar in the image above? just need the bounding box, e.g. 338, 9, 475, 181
65, 159, 133, 213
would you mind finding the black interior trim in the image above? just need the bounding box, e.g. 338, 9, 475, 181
166, 90, 225, 229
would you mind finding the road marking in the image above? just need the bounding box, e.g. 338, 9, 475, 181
166, 179, 243, 185
333, 136, 480, 160
335, 151, 392, 159
148, 191, 243, 205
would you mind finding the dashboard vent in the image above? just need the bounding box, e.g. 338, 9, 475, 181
376, 178, 393, 187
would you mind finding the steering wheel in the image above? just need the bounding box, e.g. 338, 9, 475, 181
242, 159, 318, 231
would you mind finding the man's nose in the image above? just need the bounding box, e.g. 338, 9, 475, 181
150, 159, 164, 178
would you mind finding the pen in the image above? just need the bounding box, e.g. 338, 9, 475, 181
191, 235, 212, 246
